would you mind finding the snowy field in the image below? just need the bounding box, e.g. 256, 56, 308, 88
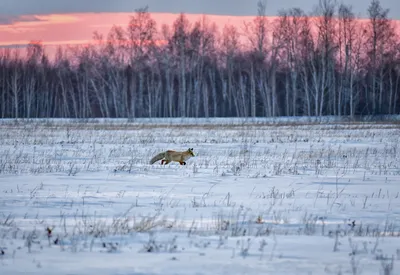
1, 118, 400, 275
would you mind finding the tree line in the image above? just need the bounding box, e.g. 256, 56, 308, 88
0, 0, 399, 119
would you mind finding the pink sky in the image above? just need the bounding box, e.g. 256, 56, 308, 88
0, 12, 399, 58
0, 12, 257, 46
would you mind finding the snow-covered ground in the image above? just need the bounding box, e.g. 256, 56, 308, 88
1, 118, 400, 274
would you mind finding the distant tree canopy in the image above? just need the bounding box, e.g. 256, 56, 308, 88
0, 0, 399, 119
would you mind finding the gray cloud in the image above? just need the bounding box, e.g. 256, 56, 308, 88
0, 0, 399, 19
0, 44, 28, 48
0, 15, 16, 24
0, 14, 45, 25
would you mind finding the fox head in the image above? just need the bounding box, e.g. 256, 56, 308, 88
187, 148, 195, 156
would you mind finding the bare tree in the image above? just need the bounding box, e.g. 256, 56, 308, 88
309, 0, 338, 116
220, 24, 242, 116
337, 4, 359, 116
244, 0, 269, 117
275, 8, 310, 116
365, 0, 396, 114
126, 6, 157, 117
170, 13, 191, 117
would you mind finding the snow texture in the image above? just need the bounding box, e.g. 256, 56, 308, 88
1, 118, 400, 275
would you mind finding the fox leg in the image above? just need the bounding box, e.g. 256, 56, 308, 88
179, 161, 186, 165
161, 159, 169, 165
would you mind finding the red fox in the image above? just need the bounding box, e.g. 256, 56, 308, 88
150, 148, 195, 165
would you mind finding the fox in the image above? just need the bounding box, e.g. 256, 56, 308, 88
149, 148, 195, 165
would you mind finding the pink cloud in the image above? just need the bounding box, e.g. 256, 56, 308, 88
0, 12, 258, 46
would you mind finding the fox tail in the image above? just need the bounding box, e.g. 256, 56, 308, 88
149, 152, 165, 164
